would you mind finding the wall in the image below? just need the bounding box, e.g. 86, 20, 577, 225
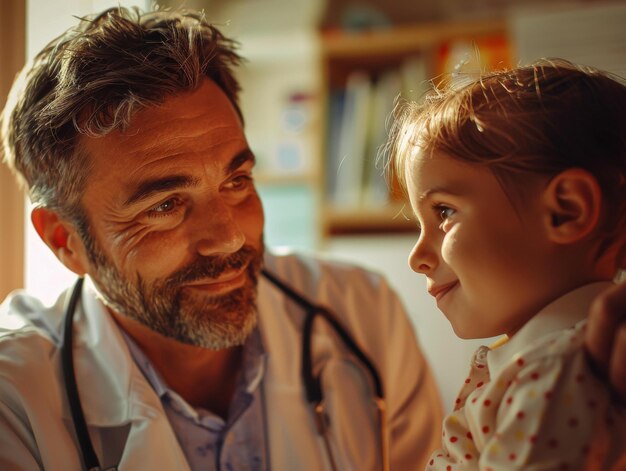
0, 0, 26, 300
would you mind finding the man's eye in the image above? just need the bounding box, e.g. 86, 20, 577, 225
149, 198, 178, 215
227, 175, 252, 190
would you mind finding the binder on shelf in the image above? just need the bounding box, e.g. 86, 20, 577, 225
329, 71, 372, 208
325, 89, 346, 203
362, 69, 401, 207
326, 57, 430, 211
320, 17, 510, 234
400, 55, 430, 103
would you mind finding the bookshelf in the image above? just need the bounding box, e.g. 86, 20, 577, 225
319, 17, 510, 237
323, 18, 506, 59
323, 203, 413, 235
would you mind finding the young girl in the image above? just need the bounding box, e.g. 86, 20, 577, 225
388, 59, 626, 469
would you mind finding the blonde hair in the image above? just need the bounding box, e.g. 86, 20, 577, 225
387, 59, 626, 266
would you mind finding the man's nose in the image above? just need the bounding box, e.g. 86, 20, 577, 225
408, 232, 438, 274
192, 199, 245, 256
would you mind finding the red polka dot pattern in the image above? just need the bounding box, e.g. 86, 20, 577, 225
423, 317, 625, 471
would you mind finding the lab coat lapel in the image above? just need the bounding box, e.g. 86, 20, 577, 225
57, 279, 151, 425
57, 279, 190, 470
257, 269, 380, 470
257, 274, 328, 470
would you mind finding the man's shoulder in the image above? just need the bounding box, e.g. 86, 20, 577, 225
0, 292, 65, 402
0, 289, 67, 348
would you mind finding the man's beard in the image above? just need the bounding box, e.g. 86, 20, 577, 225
79, 226, 264, 349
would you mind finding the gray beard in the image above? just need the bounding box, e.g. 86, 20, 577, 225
85, 238, 263, 350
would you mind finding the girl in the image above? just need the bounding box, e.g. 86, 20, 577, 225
388, 59, 626, 469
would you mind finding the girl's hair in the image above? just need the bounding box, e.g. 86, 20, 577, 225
388, 58, 626, 265
1, 7, 243, 222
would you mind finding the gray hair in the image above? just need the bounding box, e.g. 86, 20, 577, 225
1, 7, 243, 222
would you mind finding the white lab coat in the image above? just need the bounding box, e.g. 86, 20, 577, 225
0, 252, 442, 470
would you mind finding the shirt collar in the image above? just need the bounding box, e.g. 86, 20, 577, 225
120, 329, 169, 398
120, 323, 267, 407
240, 324, 266, 393
487, 281, 614, 378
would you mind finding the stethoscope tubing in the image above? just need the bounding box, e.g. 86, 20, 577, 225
61, 277, 102, 471
261, 268, 388, 471
260, 268, 385, 401
62, 270, 387, 471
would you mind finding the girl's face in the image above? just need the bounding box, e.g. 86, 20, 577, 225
404, 148, 562, 339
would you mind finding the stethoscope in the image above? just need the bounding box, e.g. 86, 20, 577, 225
61, 270, 389, 471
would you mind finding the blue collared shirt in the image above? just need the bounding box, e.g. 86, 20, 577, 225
122, 328, 268, 471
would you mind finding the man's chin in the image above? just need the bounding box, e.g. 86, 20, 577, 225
174, 308, 258, 350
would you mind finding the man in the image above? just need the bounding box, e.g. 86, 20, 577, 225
0, 8, 441, 470
0, 7, 623, 471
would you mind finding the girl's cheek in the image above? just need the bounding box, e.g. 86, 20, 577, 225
440, 229, 459, 263
441, 219, 454, 233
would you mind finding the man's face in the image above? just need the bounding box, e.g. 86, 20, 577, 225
76, 79, 265, 349
405, 148, 558, 339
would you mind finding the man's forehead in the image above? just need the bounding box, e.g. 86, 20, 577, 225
82, 79, 239, 143
79, 81, 245, 165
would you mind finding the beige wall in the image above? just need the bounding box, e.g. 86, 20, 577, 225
0, 0, 26, 298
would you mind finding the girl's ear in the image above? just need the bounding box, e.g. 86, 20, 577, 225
541, 168, 602, 244
31, 207, 89, 275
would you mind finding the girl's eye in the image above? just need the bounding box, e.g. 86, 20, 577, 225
437, 205, 455, 221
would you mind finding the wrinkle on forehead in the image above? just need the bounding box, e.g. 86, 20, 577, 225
88, 79, 242, 151
117, 127, 243, 164
122, 142, 253, 188
79, 79, 247, 196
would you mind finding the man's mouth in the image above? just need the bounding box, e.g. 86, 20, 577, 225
183, 266, 249, 294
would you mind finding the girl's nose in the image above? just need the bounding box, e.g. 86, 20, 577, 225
408, 233, 438, 274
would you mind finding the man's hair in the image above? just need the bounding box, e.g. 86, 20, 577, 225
1, 7, 243, 222
388, 58, 626, 263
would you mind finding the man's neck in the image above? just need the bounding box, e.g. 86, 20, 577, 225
110, 310, 243, 419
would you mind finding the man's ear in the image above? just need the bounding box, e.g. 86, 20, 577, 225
542, 168, 602, 244
31, 207, 89, 275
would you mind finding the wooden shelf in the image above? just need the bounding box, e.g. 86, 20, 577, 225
320, 18, 508, 237
318, 17, 509, 237
323, 203, 417, 235
321, 17, 507, 59
254, 172, 319, 186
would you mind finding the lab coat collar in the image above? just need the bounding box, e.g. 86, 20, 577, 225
487, 281, 614, 378
55, 277, 163, 426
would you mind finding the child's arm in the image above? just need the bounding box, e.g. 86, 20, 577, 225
586, 281, 626, 400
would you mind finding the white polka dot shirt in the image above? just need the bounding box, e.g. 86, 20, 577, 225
427, 282, 626, 470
